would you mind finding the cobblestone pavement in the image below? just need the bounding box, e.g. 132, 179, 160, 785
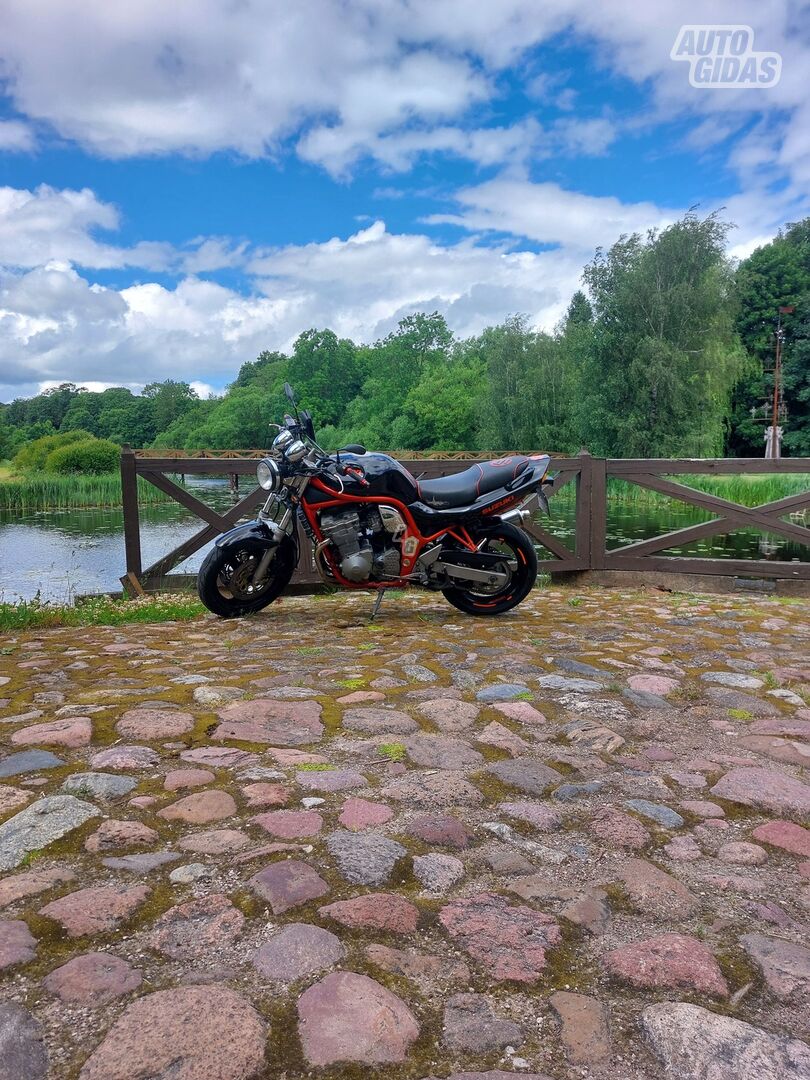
1, 585, 809, 1080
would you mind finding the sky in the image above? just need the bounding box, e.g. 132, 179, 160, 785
1, 0, 809, 403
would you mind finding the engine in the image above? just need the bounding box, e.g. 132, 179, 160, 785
319, 506, 404, 582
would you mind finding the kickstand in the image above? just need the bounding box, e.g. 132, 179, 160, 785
370, 588, 387, 621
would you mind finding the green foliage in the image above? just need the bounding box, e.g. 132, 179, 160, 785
0, 474, 168, 511
579, 211, 744, 457
45, 438, 121, 474
142, 380, 198, 432
14, 429, 94, 472
729, 218, 810, 455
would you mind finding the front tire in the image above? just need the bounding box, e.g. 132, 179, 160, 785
197, 538, 295, 618
441, 522, 537, 616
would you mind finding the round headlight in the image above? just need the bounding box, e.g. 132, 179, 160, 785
257, 457, 281, 491
286, 439, 308, 462
273, 429, 294, 453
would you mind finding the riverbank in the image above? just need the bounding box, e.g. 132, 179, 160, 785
0, 471, 171, 511
0, 586, 808, 1079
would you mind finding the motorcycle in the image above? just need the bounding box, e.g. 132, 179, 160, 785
197, 383, 553, 618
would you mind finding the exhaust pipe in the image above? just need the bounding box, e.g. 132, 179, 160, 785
500, 486, 550, 527
500, 507, 531, 527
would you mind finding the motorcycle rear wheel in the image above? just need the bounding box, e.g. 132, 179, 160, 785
441, 522, 537, 616
197, 538, 295, 618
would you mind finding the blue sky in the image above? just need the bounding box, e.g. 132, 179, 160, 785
1, 1, 808, 402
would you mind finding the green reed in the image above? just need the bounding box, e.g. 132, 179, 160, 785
553, 473, 809, 509
0, 472, 170, 511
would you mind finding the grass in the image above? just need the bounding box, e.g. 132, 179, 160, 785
0, 593, 205, 632
377, 742, 406, 761
0, 471, 170, 511
608, 474, 810, 509
727, 708, 753, 721
549, 473, 810, 510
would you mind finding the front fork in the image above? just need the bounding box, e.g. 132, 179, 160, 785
252, 476, 310, 585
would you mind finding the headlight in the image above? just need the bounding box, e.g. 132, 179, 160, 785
257, 457, 281, 491
273, 429, 294, 453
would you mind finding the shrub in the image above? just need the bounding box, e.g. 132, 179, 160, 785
45, 438, 121, 475
13, 429, 94, 472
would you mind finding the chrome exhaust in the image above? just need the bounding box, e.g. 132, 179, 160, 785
500, 507, 532, 527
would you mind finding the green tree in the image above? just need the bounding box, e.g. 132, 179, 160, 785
398, 353, 485, 449
142, 380, 198, 433
579, 211, 744, 457
288, 330, 359, 427
188, 386, 282, 449
45, 438, 120, 474
231, 350, 288, 389
14, 430, 94, 472
729, 218, 810, 455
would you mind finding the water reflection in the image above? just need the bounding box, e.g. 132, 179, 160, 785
537, 492, 808, 565
0, 478, 243, 603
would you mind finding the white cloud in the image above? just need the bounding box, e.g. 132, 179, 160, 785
425, 178, 676, 250
0, 184, 258, 276
0, 119, 35, 151
3, 168, 804, 403
0, 184, 176, 271
300, 114, 618, 177
0, 217, 585, 400
0, 0, 805, 186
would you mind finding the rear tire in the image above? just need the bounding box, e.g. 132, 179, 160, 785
197, 538, 295, 618
441, 522, 537, 616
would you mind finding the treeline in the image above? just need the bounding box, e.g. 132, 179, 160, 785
2, 211, 808, 461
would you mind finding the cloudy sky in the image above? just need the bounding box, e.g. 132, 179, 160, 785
1, 0, 809, 402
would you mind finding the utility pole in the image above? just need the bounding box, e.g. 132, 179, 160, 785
764, 305, 794, 459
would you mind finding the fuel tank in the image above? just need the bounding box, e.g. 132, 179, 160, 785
312, 452, 419, 503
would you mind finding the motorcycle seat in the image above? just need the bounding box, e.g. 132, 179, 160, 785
417, 455, 534, 509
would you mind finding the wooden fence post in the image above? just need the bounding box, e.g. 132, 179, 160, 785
120, 445, 143, 593
590, 457, 607, 570
574, 448, 592, 567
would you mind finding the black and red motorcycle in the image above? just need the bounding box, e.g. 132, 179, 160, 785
197, 383, 552, 618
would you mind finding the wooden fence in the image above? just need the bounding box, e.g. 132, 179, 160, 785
120, 447, 810, 594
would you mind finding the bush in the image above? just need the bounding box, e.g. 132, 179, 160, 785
45, 438, 121, 474
13, 429, 94, 472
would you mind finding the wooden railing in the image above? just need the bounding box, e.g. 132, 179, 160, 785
120, 447, 810, 594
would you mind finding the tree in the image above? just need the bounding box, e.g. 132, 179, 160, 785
578, 211, 744, 457
398, 353, 485, 449
231, 350, 288, 389
565, 290, 593, 328
729, 218, 810, 455
142, 380, 198, 433
188, 386, 282, 449
289, 330, 359, 427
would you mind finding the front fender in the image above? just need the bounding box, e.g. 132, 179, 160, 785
215, 519, 299, 565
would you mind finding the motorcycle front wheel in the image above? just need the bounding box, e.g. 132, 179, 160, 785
441, 521, 537, 616
197, 538, 295, 618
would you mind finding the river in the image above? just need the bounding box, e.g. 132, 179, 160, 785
0, 477, 806, 603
